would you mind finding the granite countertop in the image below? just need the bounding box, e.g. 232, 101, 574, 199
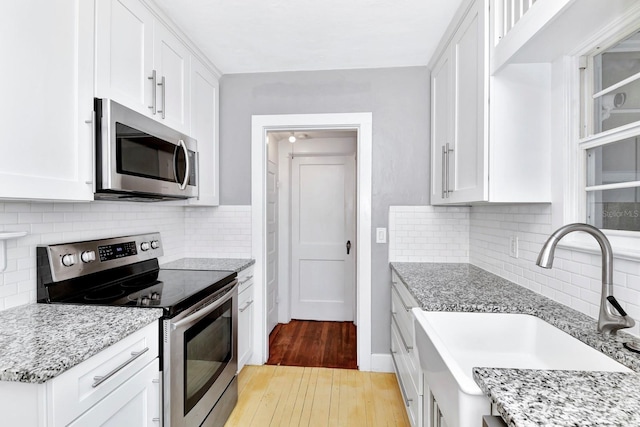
390, 262, 640, 426
473, 368, 640, 426
0, 304, 162, 384
161, 257, 255, 273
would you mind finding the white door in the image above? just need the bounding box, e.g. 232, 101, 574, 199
449, 0, 487, 203
95, 0, 154, 116
266, 160, 279, 332
291, 155, 356, 321
154, 23, 190, 133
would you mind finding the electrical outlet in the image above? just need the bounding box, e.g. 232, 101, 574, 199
509, 235, 519, 258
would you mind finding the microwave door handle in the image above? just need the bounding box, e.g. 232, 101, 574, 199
175, 139, 190, 190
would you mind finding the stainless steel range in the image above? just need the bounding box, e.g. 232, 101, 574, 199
36, 233, 238, 427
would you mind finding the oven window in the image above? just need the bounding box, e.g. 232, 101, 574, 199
116, 122, 177, 183
184, 298, 232, 414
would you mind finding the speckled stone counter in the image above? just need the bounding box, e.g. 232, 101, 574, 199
161, 257, 255, 272
0, 304, 162, 383
473, 368, 640, 426
390, 262, 640, 426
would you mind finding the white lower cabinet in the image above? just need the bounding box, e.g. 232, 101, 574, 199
0, 321, 160, 427
68, 361, 160, 427
390, 272, 423, 427
237, 266, 255, 372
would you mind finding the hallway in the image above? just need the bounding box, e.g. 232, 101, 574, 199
266, 320, 357, 370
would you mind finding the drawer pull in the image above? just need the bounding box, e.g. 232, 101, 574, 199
391, 284, 412, 312
390, 349, 413, 407
391, 314, 413, 351
240, 275, 254, 284
92, 347, 149, 388
152, 418, 160, 423
239, 300, 254, 312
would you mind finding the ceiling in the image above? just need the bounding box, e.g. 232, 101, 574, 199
153, 0, 465, 74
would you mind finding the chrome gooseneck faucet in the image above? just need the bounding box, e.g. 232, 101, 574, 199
536, 223, 635, 335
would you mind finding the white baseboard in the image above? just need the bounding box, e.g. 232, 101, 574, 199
369, 353, 393, 373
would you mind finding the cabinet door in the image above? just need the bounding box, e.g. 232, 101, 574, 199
430, 48, 452, 204
154, 24, 191, 133
95, 0, 154, 117
68, 361, 160, 427
237, 283, 254, 372
448, 0, 487, 203
0, 0, 94, 201
189, 58, 219, 206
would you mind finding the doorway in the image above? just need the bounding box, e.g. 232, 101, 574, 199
265, 130, 357, 370
251, 113, 373, 371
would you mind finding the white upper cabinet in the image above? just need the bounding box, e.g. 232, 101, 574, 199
96, 0, 191, 134
96, 0, 154, 116
154, 24, 191, 133
430, 0, 551, 205
0, 0, 95, 201
189, 58, 220, 206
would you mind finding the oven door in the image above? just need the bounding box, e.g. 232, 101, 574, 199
164, 281, 238, 427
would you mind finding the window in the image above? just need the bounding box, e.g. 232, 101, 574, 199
581, 29, 640, 232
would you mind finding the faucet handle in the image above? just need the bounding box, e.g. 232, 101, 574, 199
607, 296, 628, 317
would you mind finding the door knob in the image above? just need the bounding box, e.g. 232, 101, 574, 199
346, 240, 351, 255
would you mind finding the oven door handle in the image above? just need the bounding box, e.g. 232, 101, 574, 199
171, 281, 237, 330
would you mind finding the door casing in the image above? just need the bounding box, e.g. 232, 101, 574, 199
251, 113, 372, 371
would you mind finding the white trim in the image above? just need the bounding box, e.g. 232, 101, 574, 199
586, 181, 640, 192
251, 113, 373, 371
370, 353, 394, 373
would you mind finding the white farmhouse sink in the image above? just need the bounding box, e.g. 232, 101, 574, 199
412, 309, 631, 427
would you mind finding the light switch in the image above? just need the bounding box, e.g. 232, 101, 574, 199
376, 227, 387, 243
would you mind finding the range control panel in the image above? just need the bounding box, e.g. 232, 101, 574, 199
41, 232, 163, 282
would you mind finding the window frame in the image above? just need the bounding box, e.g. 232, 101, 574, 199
563, 12, 640, 259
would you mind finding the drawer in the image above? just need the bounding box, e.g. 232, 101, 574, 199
238, 266, 254, 294
49, 320, 159, 426
391, 272, 418, 308
238, 282, 254, 314
391, 322, 421, 427
391, 285, 414, 346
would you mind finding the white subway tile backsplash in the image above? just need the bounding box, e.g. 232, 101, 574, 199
0, 201, 252, 310
390, 203, 640, 338
389, 206, 470, 263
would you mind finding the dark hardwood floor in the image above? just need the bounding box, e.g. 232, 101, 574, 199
266, 320, 357, 370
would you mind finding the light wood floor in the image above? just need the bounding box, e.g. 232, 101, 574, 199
225, 365, 410, 427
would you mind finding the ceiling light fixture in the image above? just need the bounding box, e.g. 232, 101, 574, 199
288, 132, 296, 143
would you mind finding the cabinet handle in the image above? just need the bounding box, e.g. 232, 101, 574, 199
390, 349, 413, 407
445, 142, 454, 198
240, 275, 254, 284
391, 314, 413, 351
157, 75, 166, 119
239, 300, 254, 312
92, 347, 149, 388
441, 145, 447, 199
84, 111, 95, 186
148, 70, 157, 114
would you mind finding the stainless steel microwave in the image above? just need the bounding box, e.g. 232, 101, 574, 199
94, 98, 198, 201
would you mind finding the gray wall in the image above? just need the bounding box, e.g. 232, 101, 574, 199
219, 67, 430, 354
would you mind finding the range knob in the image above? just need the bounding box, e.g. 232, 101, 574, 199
140, 242, 150, 251
61, 254, 77, 267
150, 240, 160, 250
81, 250, 96, 263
